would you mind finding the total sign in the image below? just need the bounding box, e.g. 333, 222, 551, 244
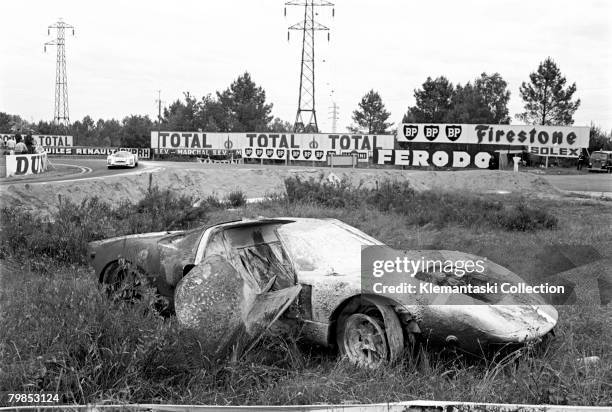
243, 133, 394, 162
1, 134, 73, 147
399, 124, 589, 157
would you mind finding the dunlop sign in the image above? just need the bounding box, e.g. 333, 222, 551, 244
5, 152, 49, 177
399, 124, 589, 157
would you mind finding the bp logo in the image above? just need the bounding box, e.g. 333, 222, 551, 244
266, 149, 274, 158
315, 150, 324, 160
277, 149, 285, 158
244, 148, 253, 157
403, 124, 418, 140
424, 125, 440, 141
255, 148, 263, 157
224, 139, 234, 149
291, 150, 301, 159
445, 125, 462, 141
302, 150, 312, 159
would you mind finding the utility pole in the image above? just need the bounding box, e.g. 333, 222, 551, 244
44, 18, 75, 130
285, 1, 334, 133
155, 90, 162, 160
328, 101, 339, 133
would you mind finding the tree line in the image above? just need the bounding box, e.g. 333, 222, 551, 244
1, 57, 610, 150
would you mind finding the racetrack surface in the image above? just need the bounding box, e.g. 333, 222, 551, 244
541, 173, 612, 194
0, 158, 159, 185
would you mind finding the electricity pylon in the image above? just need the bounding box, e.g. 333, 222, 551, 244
44, 18, 75, 128
285, 1, 334, 133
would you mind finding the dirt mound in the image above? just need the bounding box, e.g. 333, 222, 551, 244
0, 165, 561, 215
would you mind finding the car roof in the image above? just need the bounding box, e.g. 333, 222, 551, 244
208, 217, 383, 244
211, 217, 295, 230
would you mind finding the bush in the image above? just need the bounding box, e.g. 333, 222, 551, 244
225, 190, 247, 208
284, 175, 361, 208
498, 202, 559, 231
0, 187, 210, 265
282, 177, 557, 231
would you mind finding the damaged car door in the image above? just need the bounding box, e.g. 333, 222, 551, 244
175, 222, 302, 359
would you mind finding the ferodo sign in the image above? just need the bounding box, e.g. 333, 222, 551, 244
5, 152, 48, 177
1, 134, 74, 147
375, 148, 494, 169
399, 124, 588, 157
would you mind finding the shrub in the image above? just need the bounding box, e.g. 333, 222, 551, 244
0, 187, 209, 265
282, 177, 557, 231
284, 175, 360, 208
498, 202, 559, 231
225, 190, 247, 208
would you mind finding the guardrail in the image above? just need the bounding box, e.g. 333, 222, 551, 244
1, 400, 609, 411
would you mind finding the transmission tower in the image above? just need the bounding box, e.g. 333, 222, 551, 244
285, 1, 334, 133
44, 18, 75, 128
328, 101, 339, 133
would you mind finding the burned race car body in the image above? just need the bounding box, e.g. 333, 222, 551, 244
89, 217, 558, 367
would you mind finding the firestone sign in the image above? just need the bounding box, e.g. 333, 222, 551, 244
398, 124, 589, 157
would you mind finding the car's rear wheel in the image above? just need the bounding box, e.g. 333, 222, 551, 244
101, 260, 170, 314
102, 259, 148, 302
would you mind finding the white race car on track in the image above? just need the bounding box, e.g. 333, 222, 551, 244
107, 151, 139, 168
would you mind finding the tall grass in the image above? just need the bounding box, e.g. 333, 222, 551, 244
1, 177, 608, 406
0, 186, 212, 265
283, 176, 558, 231
1, 262, 609, 405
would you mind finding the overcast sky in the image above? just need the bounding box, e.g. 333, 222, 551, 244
1, 0, 611, 133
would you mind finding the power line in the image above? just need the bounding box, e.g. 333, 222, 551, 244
285, 1, 334, 133
44, 18, 75, 129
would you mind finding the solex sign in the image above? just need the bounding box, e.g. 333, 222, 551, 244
400, 124, 589, 157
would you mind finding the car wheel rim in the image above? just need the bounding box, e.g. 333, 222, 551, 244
343, 313, 388, 368
104, 261, 146, 302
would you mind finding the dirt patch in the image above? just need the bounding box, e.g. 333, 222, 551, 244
0, 165, 562, 215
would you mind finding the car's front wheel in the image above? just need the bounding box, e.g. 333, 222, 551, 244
340, 313, 389, 367
336, 302, 405, 368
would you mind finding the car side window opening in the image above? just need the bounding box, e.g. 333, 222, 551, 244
225, 225, 296, 290
203, 231, 228, 259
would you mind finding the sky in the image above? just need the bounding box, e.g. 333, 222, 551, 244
1, 0, 611, 133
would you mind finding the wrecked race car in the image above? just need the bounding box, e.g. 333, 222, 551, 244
88, 217, 558, 367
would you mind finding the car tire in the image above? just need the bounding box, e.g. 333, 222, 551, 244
336, 303, 404, 368
101, 260, 171, 315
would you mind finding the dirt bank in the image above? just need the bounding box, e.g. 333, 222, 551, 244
0, 165, 561, 214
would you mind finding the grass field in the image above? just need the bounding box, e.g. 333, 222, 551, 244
0, 178, 610, 406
